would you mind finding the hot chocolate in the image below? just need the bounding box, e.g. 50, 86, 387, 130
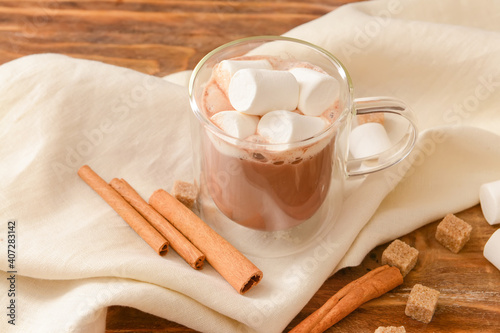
200, 56, 341, 231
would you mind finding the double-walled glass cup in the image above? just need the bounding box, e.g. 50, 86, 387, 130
188, 36, 417, 257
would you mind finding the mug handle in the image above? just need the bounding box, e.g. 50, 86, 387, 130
346, 97, 418, 177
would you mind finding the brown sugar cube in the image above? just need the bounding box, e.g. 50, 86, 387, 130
172, 180, 198, 209
381, 239, 419, 277
374, 326, 406, 333
435, 213, 472, 253
405, 284, 440, 323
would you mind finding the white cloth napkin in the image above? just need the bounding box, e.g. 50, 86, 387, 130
2, 0, 500, 332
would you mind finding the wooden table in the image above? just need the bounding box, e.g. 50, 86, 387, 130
2, 1, 499, 332
105, 205, 500, 332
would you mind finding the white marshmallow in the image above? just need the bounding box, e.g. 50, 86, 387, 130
228, 69, 299, 116
289, 67, 339, 116
220, 59, 273, 78
349, 122, 392, 159
257, 110, 327, 144
215, 59, 273, 93
484, 229, 500, 271
480, 179, 500, 225
210, 111, 259, 140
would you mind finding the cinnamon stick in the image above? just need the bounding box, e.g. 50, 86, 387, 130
149, 189, 263, 294
77, 165, 168, 255
110, 178, 205, 269
290, 265, 403, 333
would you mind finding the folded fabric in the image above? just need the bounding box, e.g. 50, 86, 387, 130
2, 0, 500, 332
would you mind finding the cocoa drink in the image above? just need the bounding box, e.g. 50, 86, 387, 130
200, 55, 341, 231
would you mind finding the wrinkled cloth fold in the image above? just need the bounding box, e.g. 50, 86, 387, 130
2, 0, 500, 332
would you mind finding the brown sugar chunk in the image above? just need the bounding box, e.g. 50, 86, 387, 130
374, 326, 406, 333
381, 239, 419, 277
172, 180, 198, 209
405, 284, 440, 323
435, 213, 472, 253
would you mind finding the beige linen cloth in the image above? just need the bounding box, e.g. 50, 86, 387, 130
2, 0, 500, 332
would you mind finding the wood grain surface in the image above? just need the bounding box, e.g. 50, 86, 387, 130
0, 0, 361, 77
1, 1, 499, 332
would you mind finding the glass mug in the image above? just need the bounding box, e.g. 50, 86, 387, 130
188, 36, 417, 257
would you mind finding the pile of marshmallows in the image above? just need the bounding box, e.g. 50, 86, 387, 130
210, 58, 393, 158
210, 59, 339, 144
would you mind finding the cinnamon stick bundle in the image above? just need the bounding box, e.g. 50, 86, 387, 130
78, 165, 169, 255
290, 265, 403, 333
149, 189, 263, 294
110, 178, 205, 269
